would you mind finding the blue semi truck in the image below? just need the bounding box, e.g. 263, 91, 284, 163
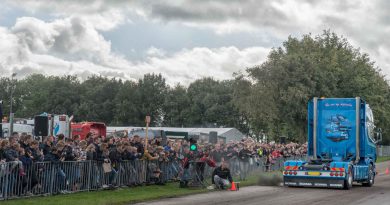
283, 97, 382, 189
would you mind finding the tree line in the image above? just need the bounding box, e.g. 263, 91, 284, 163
1, 31, 389, 144
0, 74, 244, 132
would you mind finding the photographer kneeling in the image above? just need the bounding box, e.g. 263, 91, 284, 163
211, 161, 233, 190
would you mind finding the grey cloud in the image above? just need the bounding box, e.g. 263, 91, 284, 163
151, 3, 232, 22
11, 17, 54, 53
6, 0, 292, 31
6, 0, 113, 15
375, 1, 390, 26
321, 15, 348, 30
51, 17, 87, 54
3, 0, 385, 34
149, 1, 290, 28
2, 0, 390, 83
76, 70, 95, 81
11, 16, 112, 64
13, 66, 41, 78
318, 1, 389, 56
99, 70, 128, 79
1, 15, 270, 86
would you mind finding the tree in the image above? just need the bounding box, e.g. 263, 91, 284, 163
163, 84, 190, 127
15, 74, 81, 117
76, 76, 122, 123
185, 78, 244, 129
135, 73, 168, 126
113, 80, 139, 125
232, 73, 270, 138
0, 77, 13, 118
245, 31, 390, 143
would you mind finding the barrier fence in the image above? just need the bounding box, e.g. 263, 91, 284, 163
378, 145, 390, 157
0, 156, 301, 200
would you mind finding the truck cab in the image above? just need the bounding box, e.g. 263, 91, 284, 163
71, 122, 106, 140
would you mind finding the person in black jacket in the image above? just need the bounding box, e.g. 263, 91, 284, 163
44, 146, 66, 194
86, 144, 97, 160
41, 136, 54, 156
108, 144, 121, 186
238, 145, 252, 180
0, 141, 5, 162
212, 161, 233, 189
3, 142, 26, 176
26, 140, 43, 190
63, 138, 76, 161
131, 135, 144, 155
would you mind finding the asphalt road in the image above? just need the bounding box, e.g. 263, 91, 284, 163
135, 161, 390, 205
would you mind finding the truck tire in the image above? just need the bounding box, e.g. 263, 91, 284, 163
362, 164, 374, 187
344, 166, 353, 190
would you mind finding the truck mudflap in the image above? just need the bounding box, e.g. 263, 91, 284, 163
284, 177, 344, 188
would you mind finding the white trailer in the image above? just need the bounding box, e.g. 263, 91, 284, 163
1, 123, 34, 137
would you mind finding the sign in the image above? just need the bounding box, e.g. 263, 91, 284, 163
52, 115, 70, 137
308, 172, 321, 176
145, 116, 151, 124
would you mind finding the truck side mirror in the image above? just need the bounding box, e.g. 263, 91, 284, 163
375, 128, 383, 143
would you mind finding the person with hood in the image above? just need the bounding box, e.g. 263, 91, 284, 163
212, 161, 233, 190
3, 142, 25, 176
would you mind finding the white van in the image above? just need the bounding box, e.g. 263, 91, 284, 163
1, 123, 34, 138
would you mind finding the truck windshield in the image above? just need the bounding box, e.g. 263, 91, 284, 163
366, 105, 375, 143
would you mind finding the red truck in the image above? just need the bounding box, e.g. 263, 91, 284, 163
71, 122, 106, 140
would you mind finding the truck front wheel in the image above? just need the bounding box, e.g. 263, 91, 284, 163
344, 166, 353, 190
362, 164, 374, 187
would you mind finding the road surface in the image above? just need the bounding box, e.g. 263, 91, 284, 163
135, 161, 390, 205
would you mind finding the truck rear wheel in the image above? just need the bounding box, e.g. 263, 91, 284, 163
362, 164, 374, 187
344, 166, 353, 190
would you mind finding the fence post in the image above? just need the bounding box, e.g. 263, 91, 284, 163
49, 163, 56, 195
87, 161, 91, 192
3, 163, 9, 200
143, 160, 147, 184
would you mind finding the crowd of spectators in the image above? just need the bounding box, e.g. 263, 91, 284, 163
0, 131, 307, 196
1, 132, 307, 165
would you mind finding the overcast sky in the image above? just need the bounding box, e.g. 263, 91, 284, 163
0, 0, 389, 85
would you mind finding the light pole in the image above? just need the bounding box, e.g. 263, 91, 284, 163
9, 72, 17, 135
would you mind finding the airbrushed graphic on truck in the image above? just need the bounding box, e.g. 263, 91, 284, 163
325, 114, 352, 142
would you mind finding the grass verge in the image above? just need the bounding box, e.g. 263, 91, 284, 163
0, 174, 261, 205
377, 156, 390, 163
0, 183, 207, 205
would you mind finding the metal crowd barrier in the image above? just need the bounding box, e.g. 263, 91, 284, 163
378, 145, 390, 157
0, 156, 303, 200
